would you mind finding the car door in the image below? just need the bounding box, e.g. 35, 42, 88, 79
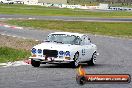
81, 36, 93, 61
72, 36, 84, 62
80, 35, 87, 61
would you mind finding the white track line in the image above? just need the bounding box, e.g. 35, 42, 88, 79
35, 40, 39, 41
0, 18, 6, 19
4, 25, 10, 28
14, 27, 23, 29
12, 36, 16, 38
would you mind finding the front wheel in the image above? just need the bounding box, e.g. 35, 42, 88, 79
71, 53, 80, 68
87, 52, 97, 65
31, 59, 40, 67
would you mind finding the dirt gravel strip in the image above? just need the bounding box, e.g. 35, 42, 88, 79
0, 34, 39, 67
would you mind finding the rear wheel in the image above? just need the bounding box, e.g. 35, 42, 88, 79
71, 53, 79, 68
87, 52, 97, 65
31, 59, 40, 67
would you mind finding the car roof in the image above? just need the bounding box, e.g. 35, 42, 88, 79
50, 32, 85, 37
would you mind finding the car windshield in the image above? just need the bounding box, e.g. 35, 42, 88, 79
46, 34, 81, 45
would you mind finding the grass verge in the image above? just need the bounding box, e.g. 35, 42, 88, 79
0, 4, 132, 18
0, 35, 40, 63
6, 20, 132, 38
0, 47, 30, 63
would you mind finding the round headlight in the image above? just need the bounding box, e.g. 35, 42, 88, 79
38, 49, 42, 54
65, 51, 70, 56
59, 51, 64, 55
32, 48, 36, 54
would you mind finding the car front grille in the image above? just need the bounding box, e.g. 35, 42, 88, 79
43, 49, 58, 58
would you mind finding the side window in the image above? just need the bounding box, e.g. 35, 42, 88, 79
73, 37, 81, 45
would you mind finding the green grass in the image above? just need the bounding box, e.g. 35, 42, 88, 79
0, 4, 132, 18
6, 20, 132, 38
0, 47, 30, 63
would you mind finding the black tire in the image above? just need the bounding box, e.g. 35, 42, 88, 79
87, 52, 97, 66
71, 53, 79, 68
31, 59, 40, 67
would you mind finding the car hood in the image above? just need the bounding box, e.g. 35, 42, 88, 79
33, 42, 79, 51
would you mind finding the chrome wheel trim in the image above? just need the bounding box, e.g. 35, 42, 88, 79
74, 54, 79, 67
92, 53, 97, 64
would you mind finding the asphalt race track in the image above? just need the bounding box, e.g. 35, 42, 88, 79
0, 25, 132, 88
0, 14, 132, 22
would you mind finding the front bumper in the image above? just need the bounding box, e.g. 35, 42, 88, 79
29, 56, 74, 64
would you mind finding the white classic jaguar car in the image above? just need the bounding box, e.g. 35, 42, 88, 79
29, 32, 98, 68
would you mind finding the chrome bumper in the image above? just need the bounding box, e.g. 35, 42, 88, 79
29, 56, 74, 64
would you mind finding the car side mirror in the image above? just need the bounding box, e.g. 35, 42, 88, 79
88, 38, 91, 43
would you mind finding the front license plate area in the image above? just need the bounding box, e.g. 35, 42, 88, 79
45, 57, 55, 61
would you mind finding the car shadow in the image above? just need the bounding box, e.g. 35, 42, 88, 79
38, 63, 94, 69
38, 63, 120, 69
39, 64, 75, 68
82, 63, 124, 69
